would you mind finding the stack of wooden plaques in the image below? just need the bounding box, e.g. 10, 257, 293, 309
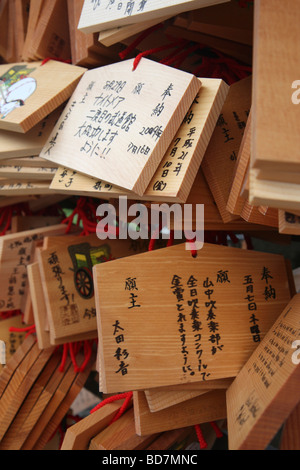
0, 59, 85, 207
0, 0, 299, 453
0, 335, 96, 450
248, 0, 300, 234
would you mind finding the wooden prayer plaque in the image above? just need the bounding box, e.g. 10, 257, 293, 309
40, 58, 201, 196
94, 243, 291, 394
78, 0, 230, 34
0, 224, 66, 313
49, 78, 228, 202
0, 107, 62, 160
37, 234, 150, 344
61, 399, 125, 450
0, 61, 85, 133
227, 294, 300, 450
249, 169, 300, 211
201, 75, 252, 223
134, 390, 227, 436
252, 0, 300, 174
27, 263, 52, 350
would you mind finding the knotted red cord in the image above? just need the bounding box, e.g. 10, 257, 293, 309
119, 23, 165, 60
90, 392, 133, 426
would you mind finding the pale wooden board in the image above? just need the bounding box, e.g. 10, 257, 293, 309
252, 0, 300, 174
0, 60, 85, 133
49, 78, 229, 202
37, 234, 150, 345
278, 211, 300, 236
144, 389, 209, 412
0, 108, 62, 160
0, 315, 26, 374
249, 169, 300, 211
256, 169, 300, 185
61, 399, 125, 450
89, 408, 158, 450
78, 0, 230, 34
0, 224, 66, 313
201, 75, 252, 223
27, 263, 52, 350
227, 294, 300, 450
94, 242, 291, 394
1, 156, 58, 168
98, 16, 171, 47
187, 0, 254, 46
134, 390, 227, 436
0, 181, 56, 196
0, 165, 57, 180
41, 58, 200, 196
144, 78, 229, 202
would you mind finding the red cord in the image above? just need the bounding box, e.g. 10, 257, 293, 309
186, 239, 198, 258
119, 23, 165, 60
90, 392, 133, 416
41, 57, 71, 66
194, 424, 208, 449
132, 38, 187, 71
9, 324, 36, 339
210, 421, 223, 438
109, 392, 133, 425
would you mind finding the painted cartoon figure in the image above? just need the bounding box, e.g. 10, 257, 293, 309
0, 65, 37, 119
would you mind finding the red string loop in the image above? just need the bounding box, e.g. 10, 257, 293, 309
90, 392, 133, 426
